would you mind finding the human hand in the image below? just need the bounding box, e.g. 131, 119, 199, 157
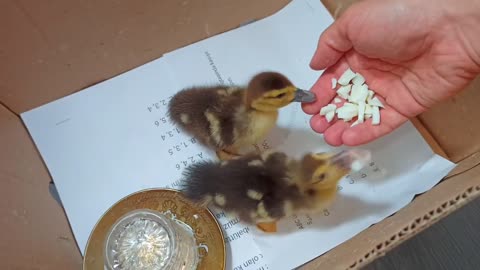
303, 0, 480, 146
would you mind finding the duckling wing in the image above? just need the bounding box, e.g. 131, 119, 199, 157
168, 87, 244, 149
179, 153, 301, 223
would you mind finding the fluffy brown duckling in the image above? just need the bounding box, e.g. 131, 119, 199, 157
178, 149, 371, 232
167, 72, 315, 160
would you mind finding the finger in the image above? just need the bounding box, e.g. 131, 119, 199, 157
323, 121, 350, 146
302, 59, 351, 115
341, 107, 408, 146
309, 114, 331, 134
301, 71, 337, 115
310, 18, 352, 71
308, 97, 348, 133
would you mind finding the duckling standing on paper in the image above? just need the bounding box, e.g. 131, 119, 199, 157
179, 149, 371, 232
167, 72, 316, 160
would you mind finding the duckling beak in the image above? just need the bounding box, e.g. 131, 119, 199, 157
293, 88, 316, 103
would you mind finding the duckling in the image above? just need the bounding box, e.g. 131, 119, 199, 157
178, 149, 371, 232
167, 72, 316, 160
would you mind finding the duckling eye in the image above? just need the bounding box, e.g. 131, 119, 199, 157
306, 188, 316, 196
310, 173, 327, 185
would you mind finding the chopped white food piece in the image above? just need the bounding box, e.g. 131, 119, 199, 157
320, 104, 337, 115
352, 73, 365, 85
351, 119, 359, 127
338, 68, 356, 86
325, 111, 335, 122
367, 90, 375, 101
361, 85, 369, 100
331, 78, 337, 89
348, 84, 360, 96
331, 68, 383, 126
365, 104, 373, 115
368, 97, 385, 108
348, 85, 360, 102
336, 105, 355, 114
337, 105, 358, 120
342, 101, 357, 107
372, 106, 380, 125
336, 85, 352, 99
341, 102, 359, 111
360, 85, 370, 101
349, 84, 369, 103
357, 101, 366, 123
337, 109, 357, 118
351, 160, 365, 171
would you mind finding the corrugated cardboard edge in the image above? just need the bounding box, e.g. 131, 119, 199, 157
299, 163, 480, 270
296, 1, 480, 269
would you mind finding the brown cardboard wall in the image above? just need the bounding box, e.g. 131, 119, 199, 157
0, 104, 81, 269
419, 76, 480, 162
1, 0, 290, 114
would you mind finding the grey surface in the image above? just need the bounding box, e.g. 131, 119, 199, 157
363, 196, 480, 270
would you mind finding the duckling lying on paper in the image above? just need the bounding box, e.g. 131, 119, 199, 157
167, 72, 315, 161
179, 149, 371, 232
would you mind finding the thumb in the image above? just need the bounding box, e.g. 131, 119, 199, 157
310, 18, 352, 70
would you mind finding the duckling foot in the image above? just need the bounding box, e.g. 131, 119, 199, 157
216, 150, 241, 161
256, 222, 277, 233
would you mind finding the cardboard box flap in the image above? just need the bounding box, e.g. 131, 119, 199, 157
0, 0, 290, 114
419, 76, 480, 162
0, 104, 82, 269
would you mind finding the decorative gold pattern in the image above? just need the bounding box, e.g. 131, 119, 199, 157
83, 189, 225, 270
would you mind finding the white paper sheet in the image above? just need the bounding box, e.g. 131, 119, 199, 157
21, 1, 456, 269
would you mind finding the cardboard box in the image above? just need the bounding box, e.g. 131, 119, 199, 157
1, 0, 479, 269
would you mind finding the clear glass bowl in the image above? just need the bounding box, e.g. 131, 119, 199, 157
104, 209, 199, 270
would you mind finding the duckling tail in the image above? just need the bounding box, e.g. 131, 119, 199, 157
178, 160, 222, 205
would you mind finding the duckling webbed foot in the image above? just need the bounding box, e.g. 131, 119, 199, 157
256, 222, 277, 233
216, 149, 242, 161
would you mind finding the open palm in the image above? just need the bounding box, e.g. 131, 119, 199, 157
302, 0, 480, 146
